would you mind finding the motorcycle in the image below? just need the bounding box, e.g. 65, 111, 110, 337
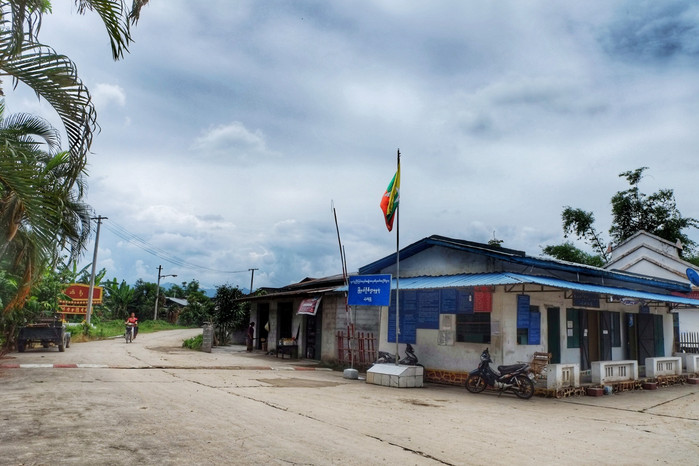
125, 323, 136, 343
398, 343, 420, 366
465, 348, 535, 399
373, 343, 420, 366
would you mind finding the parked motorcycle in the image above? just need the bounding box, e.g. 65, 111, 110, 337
398, 343, 419, 365
465, 348, 535, 399
373, 344, 420, 366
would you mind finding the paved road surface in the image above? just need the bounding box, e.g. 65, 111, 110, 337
1, 329, 697, 465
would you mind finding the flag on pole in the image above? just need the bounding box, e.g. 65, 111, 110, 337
380, 162, 400, 231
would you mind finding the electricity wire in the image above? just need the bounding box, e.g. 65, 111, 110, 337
101, 220, 251, 275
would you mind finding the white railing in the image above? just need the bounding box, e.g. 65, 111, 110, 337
645, 357, 682, 377
674, 353, 699, 374
591, 360, 638, 384
547, 363, 580, 389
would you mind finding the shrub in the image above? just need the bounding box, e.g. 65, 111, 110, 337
182, 334, 203, 351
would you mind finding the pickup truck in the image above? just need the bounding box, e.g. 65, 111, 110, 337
17, 316, 71, 352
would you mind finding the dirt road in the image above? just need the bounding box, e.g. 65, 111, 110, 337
1, 329, 697, 465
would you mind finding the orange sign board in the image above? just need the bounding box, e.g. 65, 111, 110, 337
60, 305, 89, 315
58, 284, 103, 314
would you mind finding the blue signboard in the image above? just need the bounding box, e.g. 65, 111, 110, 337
347, 274, 392, 306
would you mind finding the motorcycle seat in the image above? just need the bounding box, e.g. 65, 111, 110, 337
497, 363, 527, 374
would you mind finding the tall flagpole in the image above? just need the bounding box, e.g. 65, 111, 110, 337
394, 149, 401, 364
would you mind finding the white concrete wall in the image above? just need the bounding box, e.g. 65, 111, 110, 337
374, 284, 678, 375
679, 309, 699, 333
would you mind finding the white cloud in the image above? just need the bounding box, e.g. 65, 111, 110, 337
11, 0, 696, 291
191, 121, 279, 164
92, 83, 126, 109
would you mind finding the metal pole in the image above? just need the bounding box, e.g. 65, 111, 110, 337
154, 266, 176, 320
85, 215, 107, 326
395, 149, 401, 364
248, 268, 258, 295
154, 265, 162, 320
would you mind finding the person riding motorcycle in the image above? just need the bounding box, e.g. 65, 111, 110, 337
125, 312, 139, 340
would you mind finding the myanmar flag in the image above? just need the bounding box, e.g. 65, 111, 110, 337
380, 163, 400, 231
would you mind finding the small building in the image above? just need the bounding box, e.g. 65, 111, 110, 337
246, 275, 380, 364
604, 230, 699, 340
356, 235, 699, 384
245, 234, 699, 384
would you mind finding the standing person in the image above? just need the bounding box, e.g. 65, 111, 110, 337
246, 322, 255, 352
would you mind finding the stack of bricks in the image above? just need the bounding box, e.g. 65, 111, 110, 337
424, 368, 468, 386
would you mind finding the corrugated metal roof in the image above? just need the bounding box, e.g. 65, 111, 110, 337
506, 273, 699, 306
339, 272, 699, 307
359, 235, 691, 294
389, 273, 521, 289
166, 297, 188, 306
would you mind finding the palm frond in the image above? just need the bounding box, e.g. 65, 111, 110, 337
0, 27, 97, 181
76, 0, 132, 60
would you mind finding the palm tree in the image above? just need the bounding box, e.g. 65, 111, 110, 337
103, 278, 135, 320
0, 0, 149, 184
0, 102, 91, 312
0, 1, 148, 312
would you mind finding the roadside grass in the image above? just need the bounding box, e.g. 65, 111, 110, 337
182, 334, 203, 351
69, 320, 191, 343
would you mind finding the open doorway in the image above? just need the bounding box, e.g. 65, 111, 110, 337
257, 303, 269, 351
277, 302, 293, 340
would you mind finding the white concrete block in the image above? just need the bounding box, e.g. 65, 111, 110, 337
591, 360, 638, 384
645, 357, 682, 377
365, 364, 423, 388
547, 363, 581, 389
674, 353, 699, 373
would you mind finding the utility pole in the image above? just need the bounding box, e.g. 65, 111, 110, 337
85, 215, 107, 326
249, 268, 259, 295
154, 265, 177, 320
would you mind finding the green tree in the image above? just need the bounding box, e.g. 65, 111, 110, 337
543, 167, 699, 265
175, 280, 212, 327
541, 241, 605, 268
212, 284, 248, 345
0, 104, 91, 312
610, 167, 698, 253
102, 278, 134, 320
131, 278, 157, 320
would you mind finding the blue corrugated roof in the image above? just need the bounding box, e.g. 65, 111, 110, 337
338, 272, 699, 307
506, 273, 699, 306
359, 235, 691, 294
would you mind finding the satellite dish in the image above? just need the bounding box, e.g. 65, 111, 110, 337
686, 268, 699, 286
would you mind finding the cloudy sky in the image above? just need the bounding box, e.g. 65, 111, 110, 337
6, 1, 699, 291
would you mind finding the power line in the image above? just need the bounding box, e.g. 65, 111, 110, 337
101, 220, 250, 275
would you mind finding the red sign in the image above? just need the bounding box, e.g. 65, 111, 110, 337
297, 296, 322, 316
58, 284, 103, 314
473, 286, 493, 313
